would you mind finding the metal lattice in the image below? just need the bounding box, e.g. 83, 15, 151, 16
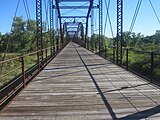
36, 0, 43, 60
91, 5, 94, 36
50, 0, 54, 54
85, 0, 94, 48
55, 0, 63, 46
116, 0, 123, 65
99, 0, 102, 55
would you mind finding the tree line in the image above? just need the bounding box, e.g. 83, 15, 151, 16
1, 16, 160, 55
0, 16, 51, 54
90, 30, 160, 52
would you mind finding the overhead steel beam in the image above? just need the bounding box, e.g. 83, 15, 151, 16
53, 5, 99, 9
60, 16, 87, 18
85, 0, 94, 48
55, 0, 64, 45
63, 22, 80, 24
59, 0, 89, 2
67, 30, 77, 32
67, 27, 78, 29
116, 0, 123, 65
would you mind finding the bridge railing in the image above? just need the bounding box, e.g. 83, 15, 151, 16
87, 42, 160, 86
0, 42, 68, 111
121, 48, 160, 85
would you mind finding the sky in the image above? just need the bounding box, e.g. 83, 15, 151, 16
0, 0, 160, 37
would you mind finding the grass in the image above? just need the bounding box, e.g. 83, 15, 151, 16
0, 49, 52, 88
91, 45, 160, 84
0, 53, 21, 61
0, 53, 37, 88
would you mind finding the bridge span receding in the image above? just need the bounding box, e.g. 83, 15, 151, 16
0, 42, 160, 120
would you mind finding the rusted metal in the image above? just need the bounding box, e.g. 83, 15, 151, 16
0, 43, 68, 111
0, 67, 22, 79
105, 46, 107, 59
46, 49, 48, 58
126, 48, 128, 70
21, 56, 25, 87
150, 52, 154, 83
0, 56, 21, 64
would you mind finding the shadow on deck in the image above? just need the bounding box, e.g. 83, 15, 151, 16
0, 42, 160, 120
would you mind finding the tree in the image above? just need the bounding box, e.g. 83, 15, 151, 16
26, 19, 36, 33
12, 17, 25, 34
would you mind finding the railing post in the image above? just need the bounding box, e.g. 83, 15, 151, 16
87, 41, 89, 50
113, 47, 115, 63
53, 45, 55, 56
126, 48, 129, 70
46, 49, 48, 59
105, 46, 107, 59
37, 51, 40, 71
94, 42, 97, 53
56, 38, 59, 51
41, 49, 44, 61
96, 42, 98, 54
150, 52, 154, 83
21, 55, 25, 87
50, 45, 53, 55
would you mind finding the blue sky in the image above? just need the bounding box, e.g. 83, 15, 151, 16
0, 0, 160, 37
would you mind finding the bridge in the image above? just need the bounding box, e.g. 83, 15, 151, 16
0, 0, 160, 119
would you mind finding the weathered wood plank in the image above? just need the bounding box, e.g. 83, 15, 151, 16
0, 42, 160, 120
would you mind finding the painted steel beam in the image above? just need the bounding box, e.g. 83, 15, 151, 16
36, 0, 43, 61
67, 30, 77, 32
64, 22, 81, 24
50, 0, 54, 54
85, 0, 94, 48
116, 0, 123, 65
99, 0, 102, 55
86, 0, 94, 19
59, 0, 89, 2
55, 0, 64, 44
60, 16, 87, 18
53, 5, 99, 9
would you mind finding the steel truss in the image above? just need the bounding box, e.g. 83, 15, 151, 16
59, 0, 90, 2
116, 0, 123, 65
55, 0, 63, 45
85, 0, 94, 48
54, 5, 98, 9
54, 0, 98, 48
50, 0, 54, 54
99, 0, 102, 55
60, 16, 87, 18
36, 0, 43, 61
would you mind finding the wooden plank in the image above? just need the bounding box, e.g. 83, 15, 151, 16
0, 42, 160, 120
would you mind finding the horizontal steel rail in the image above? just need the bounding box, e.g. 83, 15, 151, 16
86, 41, 160, 86
0, 42, 69, 111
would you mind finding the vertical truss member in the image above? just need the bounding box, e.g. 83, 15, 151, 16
99, 0, 102, 55
36, 0, 43, 68
63, 22, 67, 43
91, 4, 94, 36
55, 0, 63, 48
85, 0, 94, 48
116, 0, 123, 65
50, 0, 54, 54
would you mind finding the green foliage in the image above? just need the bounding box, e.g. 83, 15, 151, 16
90, 33, 110, 51
0, 16, 51, 56
89, 30, 160, 83
0, 16, 55, 88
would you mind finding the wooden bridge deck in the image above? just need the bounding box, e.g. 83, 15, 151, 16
0, 42, 160, 120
